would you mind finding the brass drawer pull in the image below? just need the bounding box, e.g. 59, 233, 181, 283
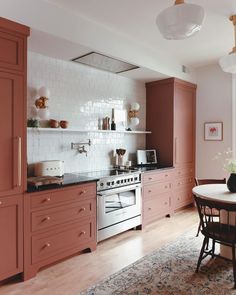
43, 216, 51, 222
79, 190, 86, 195
148, 177, 153, 181
44, 197, 51, 202
0, 201, 2, 205
148, 190, 152, 193
79, 207, 86, 213
148, 207, 152, 211
79, 231, 86, 236
165, 202, 168, 205
165, 174, 168, 177
165, 185, 168, 189
44, 242, 51, 248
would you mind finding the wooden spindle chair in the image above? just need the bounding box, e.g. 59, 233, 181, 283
194, 195, 236, 288
194, 178, 226, 237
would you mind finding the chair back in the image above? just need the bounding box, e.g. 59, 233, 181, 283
194, 195, 236, 243
195, 178, 226, 186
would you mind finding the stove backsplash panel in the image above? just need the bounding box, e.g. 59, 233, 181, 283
27, 52, 146, 173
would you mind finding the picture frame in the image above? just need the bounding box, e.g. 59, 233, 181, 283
204, 122, 223, 141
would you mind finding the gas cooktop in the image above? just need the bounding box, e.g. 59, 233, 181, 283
78, 168, 137, 179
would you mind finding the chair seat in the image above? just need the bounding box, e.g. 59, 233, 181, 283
202, 222, 236, 244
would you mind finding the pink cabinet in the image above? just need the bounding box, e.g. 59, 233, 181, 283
0, 17, 29, 281
24, 183, 97, 280
142, 170, 173, 227
146, 78, 196, 211
0, 195, 23, 281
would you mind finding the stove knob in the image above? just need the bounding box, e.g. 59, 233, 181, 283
100, 182, 104, 187
130, 178, 133, 182
107, 182, 110, 186
112, 181, 115, 185
117, 180, 120, 184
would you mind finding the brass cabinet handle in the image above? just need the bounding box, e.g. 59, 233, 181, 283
0, 201, 2, 205
14, 137, 22, 187
44, 197, 51, 202
44, 242, 51, 248
18, 137, 22, 187
43, 216, 51, 222
148, 207, 152, 211
79, 207, 86, 212
79, 190, 86, 195
79, 231, 86, 236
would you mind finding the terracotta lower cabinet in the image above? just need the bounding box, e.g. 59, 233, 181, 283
173, 165, 195, 210
23, 182, 97, 280
142, 170, 173, 226
0, 195, 23, 281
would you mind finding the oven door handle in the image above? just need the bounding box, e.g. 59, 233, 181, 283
97, 184, 141, 196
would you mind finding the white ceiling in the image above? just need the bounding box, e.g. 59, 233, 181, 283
46, 0, 236, 68
2, 0, 235, 82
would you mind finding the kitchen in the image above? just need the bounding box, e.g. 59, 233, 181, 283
0, 0, 235, 294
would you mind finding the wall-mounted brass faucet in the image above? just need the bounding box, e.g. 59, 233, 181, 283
71, 139, 91, 157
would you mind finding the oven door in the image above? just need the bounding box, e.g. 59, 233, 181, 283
97, 184, 141, 230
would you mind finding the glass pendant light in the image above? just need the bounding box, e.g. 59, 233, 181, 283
219, 16, 236, 74
156, 0, 205, 40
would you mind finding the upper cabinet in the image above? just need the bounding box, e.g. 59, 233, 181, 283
0, 17, 29, 72
0, 17, 29, 197
146, 78, 196, 168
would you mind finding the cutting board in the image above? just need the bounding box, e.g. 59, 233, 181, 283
27, 176, 63, 187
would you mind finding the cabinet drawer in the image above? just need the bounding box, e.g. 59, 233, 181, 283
175, 166, 194, 178
174, 186, 193, 210
143, 193, 170, 223
31, 199, 95, 232
0, 31, 24, 71
143, 170, 172, 184
143, 182, 171, 200
174, 176, 194, 190
30, 182, 96, 210
32, 218, 94, 264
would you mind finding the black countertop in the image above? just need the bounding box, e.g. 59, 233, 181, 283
27, 166, 174, 193
27, 173, 99, 193
132, 165, 174, 172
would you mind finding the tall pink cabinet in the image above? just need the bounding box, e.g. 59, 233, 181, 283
0, 17, 29, 280
146, 78, 196, 212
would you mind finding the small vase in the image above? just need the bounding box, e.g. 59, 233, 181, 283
227, 173, 236, 192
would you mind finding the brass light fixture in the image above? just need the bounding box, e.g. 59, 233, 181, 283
219, 15, 236, 73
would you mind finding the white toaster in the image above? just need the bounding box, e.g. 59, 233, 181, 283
34, 160, 64, 177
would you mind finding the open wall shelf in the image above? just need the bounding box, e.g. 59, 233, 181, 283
27, 127, 151, 134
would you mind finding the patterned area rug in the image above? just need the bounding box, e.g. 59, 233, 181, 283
79, 228, 236, 295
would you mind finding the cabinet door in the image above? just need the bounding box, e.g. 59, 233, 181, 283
174, 84, 196, 167
0, 195, 23, 280
0, 72, 24, 196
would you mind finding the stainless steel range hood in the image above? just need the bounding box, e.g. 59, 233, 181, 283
72, 52, 139, 74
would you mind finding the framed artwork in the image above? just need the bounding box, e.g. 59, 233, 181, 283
204, 122, 223, 141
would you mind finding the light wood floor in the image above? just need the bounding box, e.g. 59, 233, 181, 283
0, 207, 198, 295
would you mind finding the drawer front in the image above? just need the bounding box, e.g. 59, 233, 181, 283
30, 182, 96, 210
143, 193, 170, 223
174, 186, 193, 210
174, 176, 194, 190
31, 199, 95, 232
32, 218, 95, 264
0, 31, 24, 71
143, 182, 171, 200
175, 166, 194, 178
143, 170, 172, 184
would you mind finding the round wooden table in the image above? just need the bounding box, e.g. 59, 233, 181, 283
192, 183, 236, 259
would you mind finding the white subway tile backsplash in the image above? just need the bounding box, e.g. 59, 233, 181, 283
27, 52, 146, 173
